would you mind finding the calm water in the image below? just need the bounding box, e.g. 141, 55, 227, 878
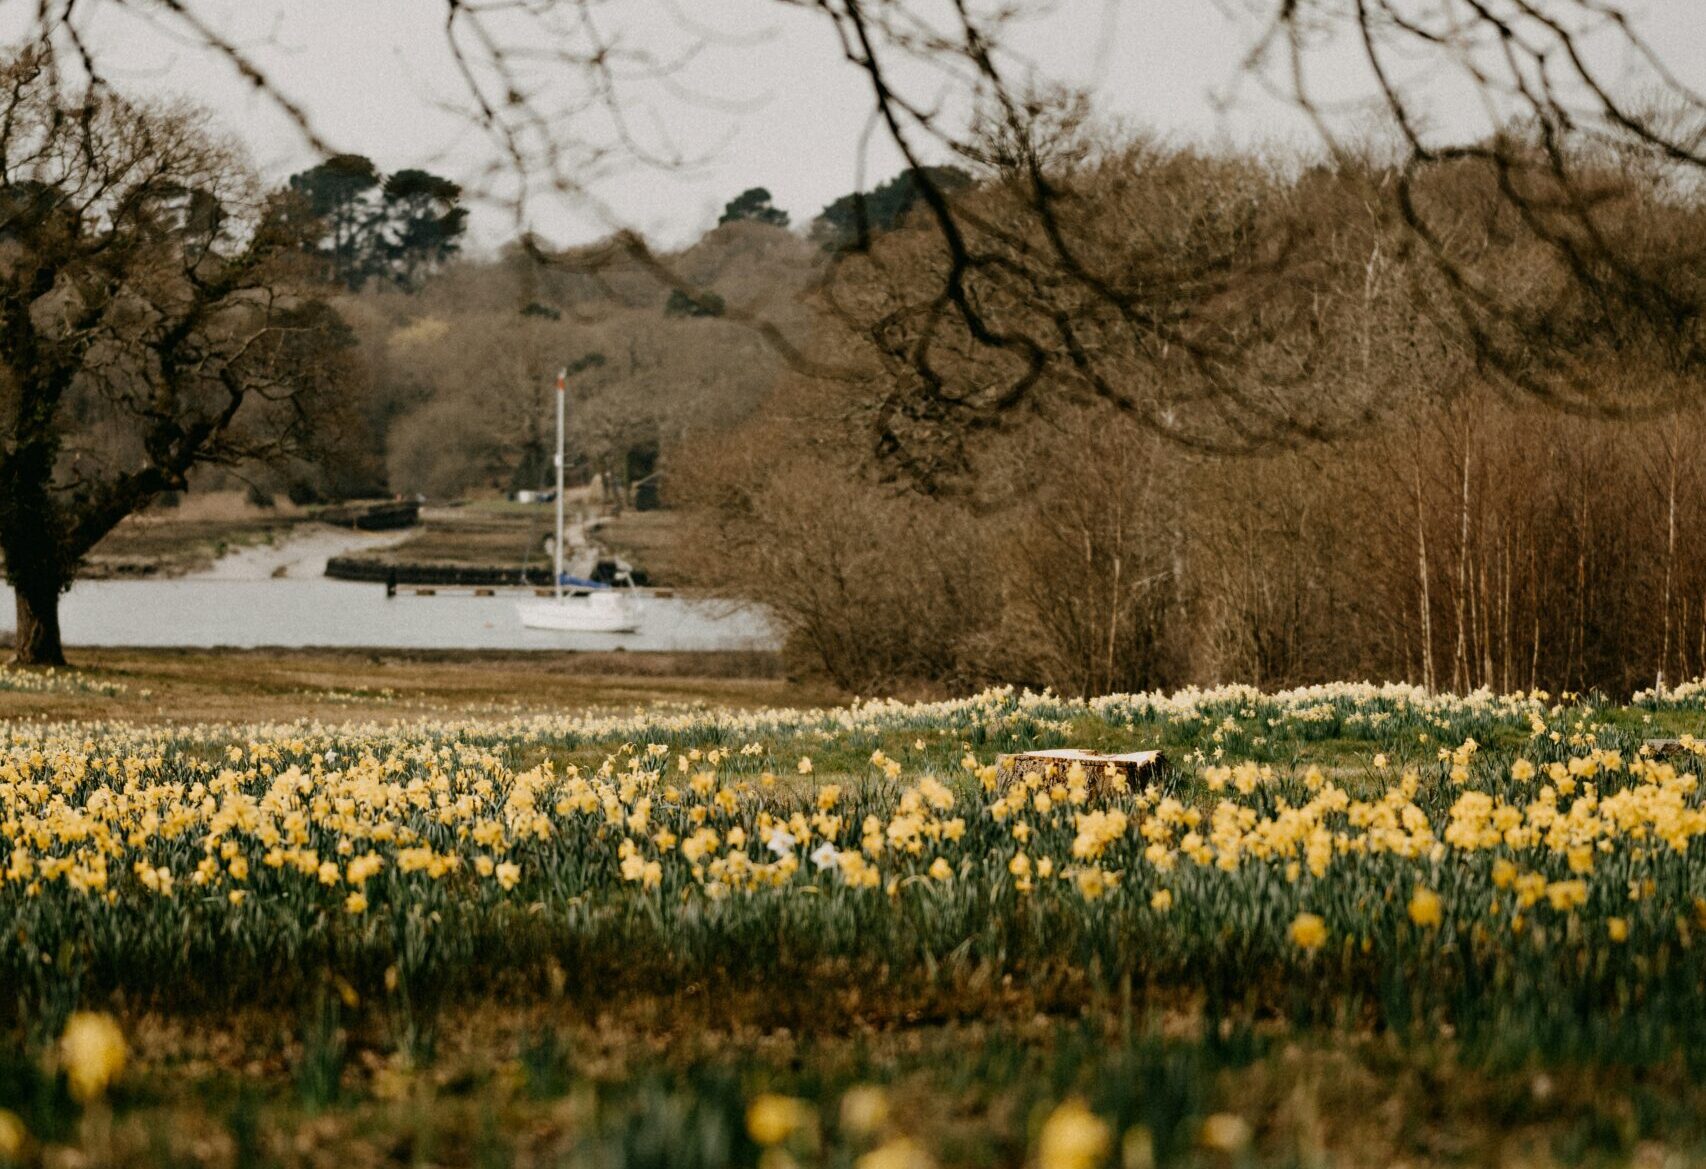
0, 579, 778, 652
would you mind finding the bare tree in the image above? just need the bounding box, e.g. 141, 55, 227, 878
14, 5, 1706, 471
0, 53, 343, 663
10, 1, 1706, 499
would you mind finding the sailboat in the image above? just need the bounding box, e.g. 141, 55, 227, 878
516, 369, 641, 634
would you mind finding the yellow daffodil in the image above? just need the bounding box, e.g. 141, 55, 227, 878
1037, 1098, 1109, 1169
60, 1011, 127, 1102
840, 1084, 890, 1137
1408, 887, 1443, 928
747, 1093, 813, 1146
1289, 913, 1327, 951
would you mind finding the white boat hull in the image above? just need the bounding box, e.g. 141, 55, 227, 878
517, 593, 639, 633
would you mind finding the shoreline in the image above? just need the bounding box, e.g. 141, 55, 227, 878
71, 494, 685, 592
3, 575, 775, 653
185, 523, 412, 580
0, 644, 821, 725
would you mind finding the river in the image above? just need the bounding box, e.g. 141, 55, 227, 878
0, 527, 778, 652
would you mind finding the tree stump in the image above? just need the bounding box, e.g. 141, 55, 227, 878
1642, 738, 1701, 759
996, 748, 1165, 798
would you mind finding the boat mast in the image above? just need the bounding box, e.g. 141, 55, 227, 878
554, 367, 566, 601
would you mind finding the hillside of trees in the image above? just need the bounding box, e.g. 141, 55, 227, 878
145, 133, 1706, 701
11, 9, 1706, 688
679, 132, 1706, 699
336, 219, 820, 502
241, 182, 821, 504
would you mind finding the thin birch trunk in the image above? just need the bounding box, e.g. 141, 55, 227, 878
1415, 455, 1435, 693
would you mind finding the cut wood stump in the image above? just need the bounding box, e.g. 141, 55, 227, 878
997, 748, 1164, 797
1642, 738, 1703, 759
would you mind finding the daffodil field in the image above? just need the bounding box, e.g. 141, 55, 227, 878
11, 678, 1706, 1165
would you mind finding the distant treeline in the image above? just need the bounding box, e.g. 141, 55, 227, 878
254, 138, 1706, 699
268, 177, 946, 505
678, 134, 1706, 699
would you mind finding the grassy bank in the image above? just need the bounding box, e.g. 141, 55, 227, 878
57, 491, 693, 589
600, 510, 692, 586
0, 647, 813, 724
330, 502, 691, 586
352, 502, 559, 573
73, 494, 314, 580
7, 677, 1706, 1165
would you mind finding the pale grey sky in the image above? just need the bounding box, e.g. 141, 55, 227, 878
8, 1, 1705, 250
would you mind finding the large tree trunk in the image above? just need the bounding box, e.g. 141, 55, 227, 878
13, 578, 66, 666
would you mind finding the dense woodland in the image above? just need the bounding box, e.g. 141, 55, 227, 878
672, 137, 1706, 700
289, 174, 918, 505
331, 217, 819, 502
123, 128, 1706, 701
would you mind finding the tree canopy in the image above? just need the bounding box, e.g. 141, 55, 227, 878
719, 188, 789, 228
10, 3, 1706, 474
812, 167, 973, 252
287, 155, 467, 291
0, 52, 354, 662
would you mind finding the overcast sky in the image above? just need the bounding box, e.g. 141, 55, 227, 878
8, 1, 1705, 250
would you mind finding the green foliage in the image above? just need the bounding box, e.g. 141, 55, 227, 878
812, 166, 974, 251
6, 681, 1706, 1065
288, 154, 381, 215
383, 169, 470, 285
286, 154, 468, 291
0, 1044, 75, 1148
14, 684, 1706, 1163
719, 187, 789, 228
518, 1027, 572, 1100
286, 154, 381, 291
665, 288, 727, 318
293, 991, 347, 1111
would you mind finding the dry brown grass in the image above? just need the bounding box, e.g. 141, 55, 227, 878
73, 492, 313, 578
60, 989, 1706, 1169
0, 647, 834, 724
600, 511, 692, 586
362, 504, 555, 569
